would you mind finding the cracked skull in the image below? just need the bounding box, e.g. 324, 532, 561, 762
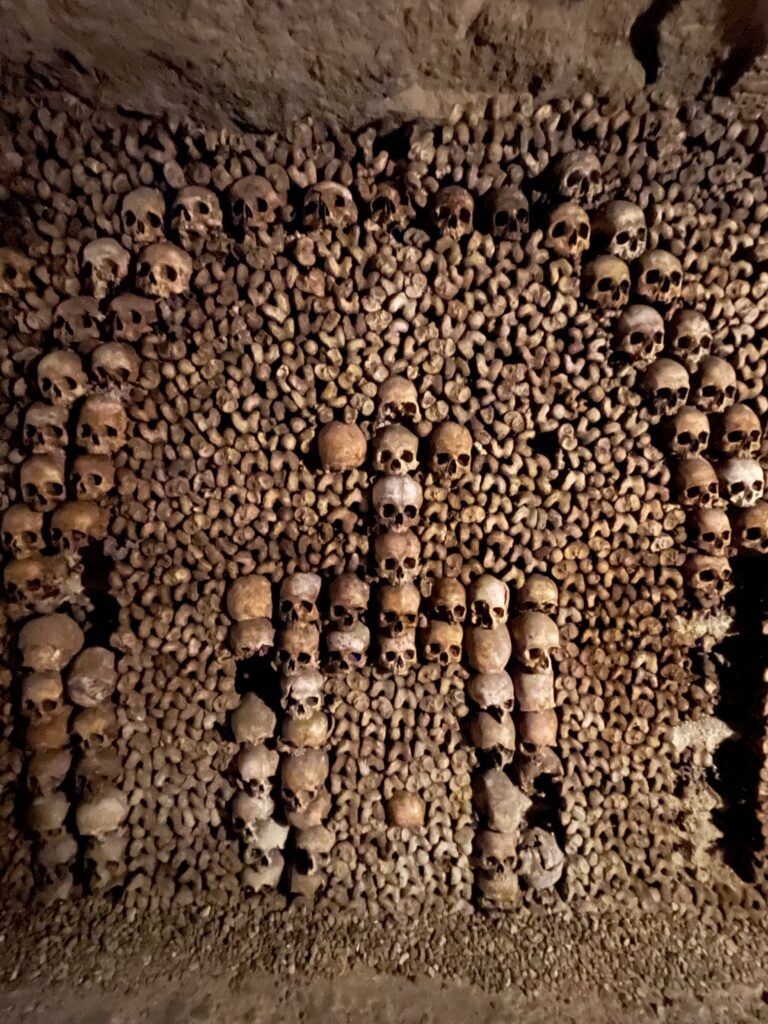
378, 631, 418, 675
487, 187, 529, 240
553, 150, 602, 204
37, 350, 88, 406
230, 175, 283, 234
328, 573, 370, 628
376, 375, 420, 426
325, 621, 370, 672
91, 342, 141, 388
172, 186, 223, 251
80, 238, 130, 299
2, 505, 44, 558
50, 501, 109, 552
23, 403, 68, 454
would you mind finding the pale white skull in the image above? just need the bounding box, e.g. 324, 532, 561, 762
136, 242, 192, 298
464, 625, 512, 673
230, 175, 282, 233
733, 502, 768, 555
431, 185, 474, 240
172, 186, 223, 252
91, 342, 141, 388
717, 458, 765, 508
121, 188, 166, 245
238, 816, 289, 855
378, 631, 418, 675
23, 403, 69, 453
20, 454, 66, 511
108, 293, 157, 342
428, 422, 473, 481
545, 202, 590, 259
81, 238, 130, 299
373, 425, 419, 476
428, 577, 466, 625
673, 458, 720, 508
467, 671, 516, 717
374, 530, 420, 583
614, 305, 664, 367
52, 296, 103, 348
662, 406, 710, 457
231, 693, 277, 745
328, 573, 370, 628
582, 255, 631, 309
487, 187, 529, 240
591, 200, 647, 260
641, 358, 690, 417
316, 421, 367, 471
325, 621, 370, 672
1, 505, 44, 558
467, 710, 516, 767
280, 669, 324, 720
517, 575, 559, 616
50, 501, 109, 552
37, 350, 88, 406
682, 554, 733, 604
279, 573, 322, 623
468, 575, 510, 629
372, 475, 422, 532
72, 454, 115, 502
688, 508, 731, 555
553, 151, 602, 204
634, 249, 683, 304
712, 404, 762, 457
76, 395, 128, 454
509, 612, 560, 673
376, 375, 420, 427
303, 182, 358, 231
420, 620, 463, 667
691, 357, 737, 414
275, 623, 321, 675
666, 309, 713, 372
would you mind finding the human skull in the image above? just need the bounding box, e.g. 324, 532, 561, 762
230, 619, 275, 660
80, 238, 130, 299
518, 708, 559, 746
325, 621, 370, 672
711, 404, 761, 457
20, 454, 66, 511
716, 458, 765, 508
733, 502, 768, 555
20, 671, 65, 722
4, 554, 72, 614
545, 202, 590, 259
467, 710, 516, 767
52, 296, 103, 348
553, 150, 602, 203
280, 669, 324, 720
691, 357, 737, 414
513, 746, 564, 796
517, 575, 559, 616
26, 707, 71, 753
475, 868, 519, 910
683, 554, 733, 605
378, 582, 420, 636
280, 748, 329, 815
37, 350, 88, 406
582, 255, 631, 310
512, 666, 556, 712
372, 475, 422, 532
374, 530, 420, 583
27, 791, 69, 837
91, 342, 141, 388
373, 425, 419, 476
518, 827, 565, 891
76, 395, 128, 454
316, 421, 367, 471
431, 185, 474, 240
376, 375, 421, 427
472, 829, 518, 879
279, 709, 331, 750
241, 852, 285, 894
464, 625, 512, 673
75, 786, 128, 840
468, 575, 510, 629
428, 422, 472, 481
591, 200, 647, 260
23, 403, 68, 454
121, 188, 166, 245
467, 671, 516, 717
238, 816, 288, 856
420, 620, 463, 667
293, 825, 335, 876
614, 305, 665, 367
51, 501, 109, 552
172, 186, 223, 252
641, 358, 690, 417
67, 647, 117, 707
279, 573, 322, 623
2, 505, 44, 558
428, 577, 466, 625
27, 747, 72, 796
136, 242, 192, 299
108, 293, 157, 342
634, 249, 683, 304
0, 247, 34, 294
18, 614, 84, 672
85, 831, 128, 892
509, 612, 560, 673
673, 458, 720, 508
471, 769, 531, 834
666, 309, 713, 372
72, 704, 118, 753
303, 182, 358, 231
230, 176, 282, 234
232, 788, 275, 834
378, 631, 418, 675
688, 508, 732, 555
275, 623, 321, 675
385, 790, 426, 829
328, 573, 370, 628
368, 181, 412, 229
72, 454, 115, 502
231, 693, 277, 746
662, 406, 710, 458
487, 187, 529, 240
227, 574, 273, 622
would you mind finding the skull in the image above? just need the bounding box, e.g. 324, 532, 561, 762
121, 188, 166, 245
91, 342, 141, 388
468, 575, 510, 629
108, 294, 157, 342
4, 554, 72, 613
517, 575, 559, 616
378, 631, 418, 675
50, 501, 109, 552
518, 709, 559, 746
385, 790, 426, 829
374, 530, 420, 583
316, 421, 367, 471
553, 150, 602, 204
666, 309, 713, 372
509, 612, 560, 672
376, 375, 420, 427
232, 790, 276, 835
429, 577, 466, 625
279, 573, 322, 624
26, 708, 70, 753
683, 554, 733, 605
230, 176, 282, 234
230, 619, 275, 660
513, 746, 564, 796
23, 403, 69, 454
591, 200, 647, 260
467, 710, 516, 767
27, 747, 72, 796
471, 769, 531, 834
27, 792, 69, 837
241, 852, 284, 894
475, 868, 519, 910
716, 458, 765, 508
545, 202, 590, 259
472, 829, 518, 879
733, 502, 768, 555
81, 238, 130, 299
75, 787, 129, 839
518, 828, 565, 891
428, 422, 472, 481
37, 350, 88, 406
227, 575, 273, 622
662, 406, 710, 457
582, 255, 631, 309
280, 669, 324, 720
431, 185, 474, 240
373, 425, 419, 476
293, 825, 335, 876
303, 182, 358, 231
614, 305, 665, 367
280, 709, 331, 750
712, 404, 762, 457
2, 505, 44, 557
372, 475, 422, 532
420, 620, 463, 666
692, 357, 738, 414
52, 296, 103, 348
67, 647, 117, 707
467, 671, 516, 717
275, 623, 321, 674
20, 671, 65, 722
634, 249, 683, 304
641, 358, 690, 417
72, 454, 115, 502
18, 613, 84, 672
85, 831, 128, 892
72, 704, 118, 753
328, 573, 370, 628
325, 621, 370, 672
368, 181, 412, 229
172, 186, 223, 251
512, 666, 556, 712
238, 816, 288, 855
231, 693, 277, 746
464, 625, 512, 673
673, 458, 720, 508
20, 454, 66, 511
688, 508, 732, 555
487, 187, 529, 240
76, 395, 128, 454
378, 582, 420, 636
136, 242, 192, 298
280, 748, 329, 816
0, 247, 34, 294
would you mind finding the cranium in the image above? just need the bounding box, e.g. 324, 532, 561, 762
293, 825, 335, 876
475, 868, 519, 910
429, 577, 466, 625
325, 621, 370, 672
512, 666, 556, 712
280, 668, 324, 720
545, 202, 590, 259
328, 573, 370, 628
232, 790, 276, 836
385, 790, 426, 829
72, 454, 115, 502
472, 829, 518, 879
487, 187, 529, 240
471, 769, 531, 834
91, 342, 141, 388
280, 709, 331, 750
464, 625, 512, 673
136, 242, 192, 299
121, 188, 166, 245
716, 458, 765, 508
377, 375, 420, 426
27, 791, 69, 836
2, 505, 44, 558
553, 150, 602, 204
509, 612, 560, 673
428, 422, 472, 481
0, 247, 34, 294
26, 707, 70, 753
513, 746, 564, 796
378, 631, 418, 675
76, 395, 128, 454
373, 425, 419, 476
80, 238, 130, 299
614, 305, 665, 367
275, 623, 321, 674
172, 186, 223, 251
431, 185, 474, 240
238, 816, 288, 855
518, 708, 559, 746
4, 554, 72, 613
683, 554, 733, 605
666, 309, 713, 372
227, 575, 273, 622
378, 582, 420, 636
78, 748, 122, 786
280, 748, 329, 816
67, 647, 117, 707
316, 421, 367, 471
660, 406, 709, 458
241, 852, 284, 894
279, 573, 322, 623
23, 403, 68, 454
230, 175, 282, 234
467, 710, 516, 767
518, 828, 565, 891
37, 350, 88, 406
691, 357, 737, 414
591, 200, 647, 260
517, 575, 559, 616
72, 704, 118, 753
20, 453, 66, 511
733, 502, 768, 555
20, 671, 65, 722
303, 182, 358, 231
230, 619, 275, 660
368, 181, 412, 229
673, 458, 720, 508
582, 255, 631, 309
641, 358, 690, 417
372, 475, 422, 531
634, 249, 683, 304
711, 404, 762, 457
52, 296, 103, 348
468, 574, 509, 629
75, 786, 128, 839
27, 747, 72, 796
374, 530, 420, 583
108, 293, 157, 342
467, 671, 516, 717
50, 501, 109, 552
420, 620, 463, 667
85, 831, 128, 892
688, 508, 731, 555
231, 693, 277, 746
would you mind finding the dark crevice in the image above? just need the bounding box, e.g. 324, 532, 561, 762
629, 0, 682, 85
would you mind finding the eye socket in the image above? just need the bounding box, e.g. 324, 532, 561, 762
597, 277, 614, 292
616, 231, 630, 244
124, 211, 136, 227
148, 213, 162, 228
404, 557, 416, 569
645, 269, 660, 284
551, 220, 566, 238
382, 503, 396, 518
699, 569, 716, 582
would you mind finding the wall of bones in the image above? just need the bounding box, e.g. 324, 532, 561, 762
0, 81, 768, 915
